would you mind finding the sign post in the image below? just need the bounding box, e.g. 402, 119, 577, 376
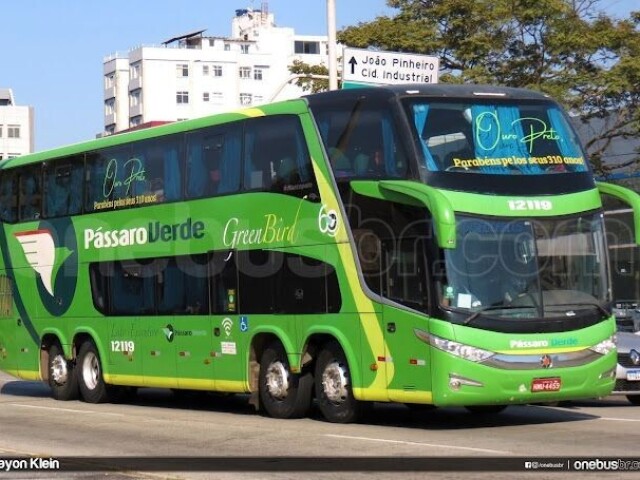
342, 47, 439, 88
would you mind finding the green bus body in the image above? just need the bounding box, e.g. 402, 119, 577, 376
0, 84, 629, 422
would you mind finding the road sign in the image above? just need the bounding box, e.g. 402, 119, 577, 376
342, 47, 439, 86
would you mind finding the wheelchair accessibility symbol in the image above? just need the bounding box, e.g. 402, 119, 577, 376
240, 316, 249, 333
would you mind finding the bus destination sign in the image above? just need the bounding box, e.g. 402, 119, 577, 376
342, 47, 439, 86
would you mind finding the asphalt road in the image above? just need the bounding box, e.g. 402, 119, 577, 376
1, 371, 639, 479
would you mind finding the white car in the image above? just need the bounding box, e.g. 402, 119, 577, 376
614, 331, 640, 405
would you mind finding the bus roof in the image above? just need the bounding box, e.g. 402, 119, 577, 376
304, 83, 554, 102
0, 97, 310, 170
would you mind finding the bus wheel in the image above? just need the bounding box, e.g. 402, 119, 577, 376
465, 405, 508, 414
315, 341, 363, 423
259, 343, 312, 419
48, 343, 79, 401
77, 341, 110, 404
627, 395, 640, 405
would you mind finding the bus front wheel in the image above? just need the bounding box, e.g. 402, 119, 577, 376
77, 341, 110, 403
627, 395, 640, 405
258, 343, 312, 419
47, 343, 79, 401
315, 341, 364, 423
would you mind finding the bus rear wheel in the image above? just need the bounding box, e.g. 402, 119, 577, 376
315, 341, 364, 423
77, 341, 110, 404
48, 343, 79, 401
259, 343, 312, 419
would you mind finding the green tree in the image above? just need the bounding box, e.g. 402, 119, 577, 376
289, 60, 334, 93
297, 0, 640, 175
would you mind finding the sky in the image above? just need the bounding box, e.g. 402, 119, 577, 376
0, 0, 636, 152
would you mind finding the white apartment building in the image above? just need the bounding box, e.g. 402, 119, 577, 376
0, 89, 34, 160
103, 5, 340, 135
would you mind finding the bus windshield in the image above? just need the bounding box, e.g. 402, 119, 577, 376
439, 212, 610, 320
404, 98, 588, 175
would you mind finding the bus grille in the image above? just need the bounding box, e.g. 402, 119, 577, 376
614, 379, 640, 393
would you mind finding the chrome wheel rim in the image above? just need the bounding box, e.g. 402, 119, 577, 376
50, 354, 68, 385
265, 361, 290, 400
322, 361, 349, 404
82, 351, 100, 390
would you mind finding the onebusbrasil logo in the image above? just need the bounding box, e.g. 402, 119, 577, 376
83, 218, 204, 249
14, 218, 78, 316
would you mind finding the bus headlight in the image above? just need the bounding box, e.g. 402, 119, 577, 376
590, 335, 616, 355
428, 335, 495, 363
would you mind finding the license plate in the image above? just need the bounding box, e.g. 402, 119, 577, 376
627, 370, 640, 381
531, 377, 562, 392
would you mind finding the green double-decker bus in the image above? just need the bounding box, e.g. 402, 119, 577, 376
0, 84, 637, 423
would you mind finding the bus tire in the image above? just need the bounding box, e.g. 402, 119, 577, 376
627, 395, 640, 405
77, 341, 110, 404
259, 343, 312, 419
47, 343, 79, 401
465, 405, 508, 414
315, 341, 364, 423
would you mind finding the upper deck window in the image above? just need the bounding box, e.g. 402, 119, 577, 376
405, 99, 588, 175
311, 97, 410, 180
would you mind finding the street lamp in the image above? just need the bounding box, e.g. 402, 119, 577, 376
327, 0, 338, 90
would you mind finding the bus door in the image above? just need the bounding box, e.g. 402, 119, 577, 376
155, 255, 208, 391
0, 273, 15, 373
209, 250, 245, 393
599, 184, 640, 332
380, 237, 433, 403
103, 261, 147, 386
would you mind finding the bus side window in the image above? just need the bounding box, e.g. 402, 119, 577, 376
134, 135, 183, 203
186, 125, 241, 198
158, 255, 209, 315
243, 115, 318, 199
18, 165, 42, 221
110, 260, 156, 315
0, 170, 18, 223
44, 158, 83, 218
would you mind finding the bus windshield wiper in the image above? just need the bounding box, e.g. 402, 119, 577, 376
544, 302, 610, 318
463, 304, 533, 325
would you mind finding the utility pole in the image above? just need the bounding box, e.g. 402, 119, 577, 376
327, 0, 338, 90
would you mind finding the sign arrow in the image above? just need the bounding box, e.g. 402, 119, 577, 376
348, 56, 357, 75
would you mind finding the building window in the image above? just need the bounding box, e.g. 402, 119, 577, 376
203, 92, 210, 102
212, 65, 223, 77
130, 116, 142, 128
176, 63, 189, 77
0, 126, 3, 137
224, 43, 230, 51
105, 74, 114, 89
240, 44, 249, 54
130, 63, 141, 79
239, 93, 252, 106
105, 98, 115, 116
254, 68, 263, 81
105, 124, 115, 136
176, 91, 189, 104
239, 67, 251, 79
7, 126, 20, 139
202, 65, 209, 75
294, 40, 320, 54
212, 92, 223, 104
129, 89, 141, 108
